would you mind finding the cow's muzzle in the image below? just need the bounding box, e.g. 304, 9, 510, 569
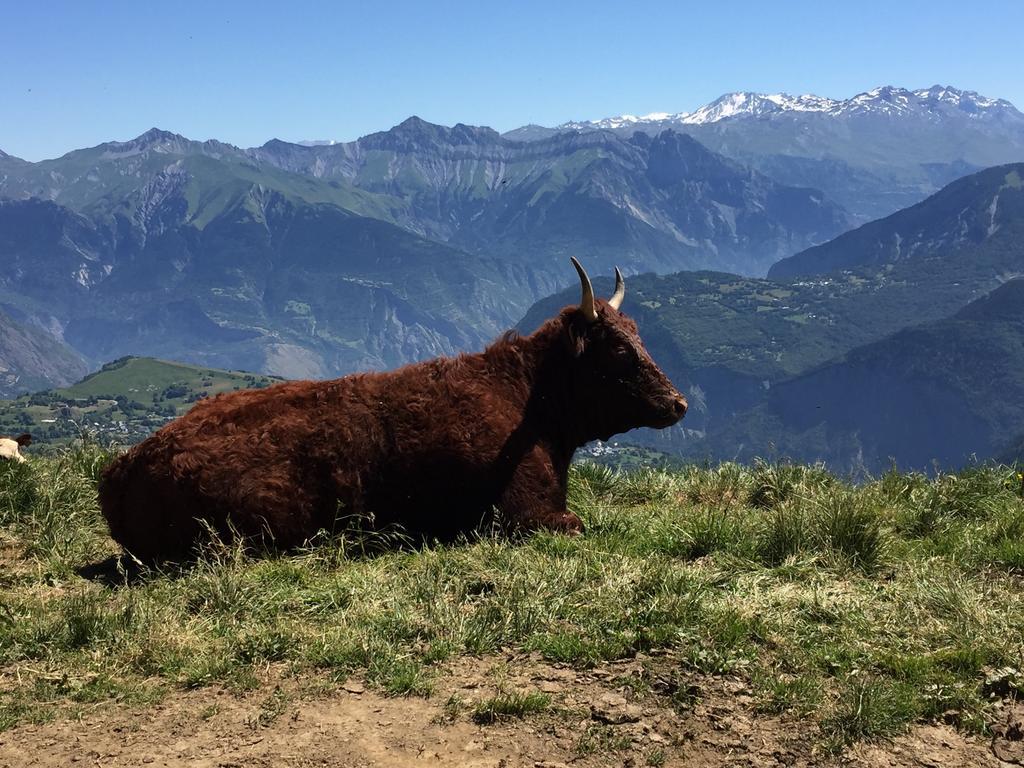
649, 395, 687, 428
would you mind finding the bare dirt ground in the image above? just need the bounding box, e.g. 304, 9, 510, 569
0, 652, 1017, 768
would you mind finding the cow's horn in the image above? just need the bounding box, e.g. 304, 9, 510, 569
608, 267, 625, 310
571, 257, 598, 322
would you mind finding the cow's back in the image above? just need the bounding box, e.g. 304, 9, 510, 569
357, 356, 529, 536
99, 377, 384, 559
98, 355, 520, 559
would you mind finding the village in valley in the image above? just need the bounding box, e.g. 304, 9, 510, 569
0, 357, 277, 449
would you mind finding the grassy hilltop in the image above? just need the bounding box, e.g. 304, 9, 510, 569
0, 356, 279, 448
1, 447, 1022, 762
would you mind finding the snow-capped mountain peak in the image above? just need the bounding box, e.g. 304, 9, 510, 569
561, 112, 687, 132
912, 85, 1013, 112
557, 86, 1020, 132
678, 92, 840, 124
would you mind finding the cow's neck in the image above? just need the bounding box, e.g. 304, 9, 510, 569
490, 320, 604, 454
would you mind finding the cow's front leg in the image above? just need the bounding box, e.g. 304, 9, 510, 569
498, 448, 583, 535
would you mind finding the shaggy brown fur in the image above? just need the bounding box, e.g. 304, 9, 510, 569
99, 298, 686, 561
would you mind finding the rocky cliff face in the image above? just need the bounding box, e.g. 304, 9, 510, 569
769, 164, 1024, 278
0, 305, 88, 397
0, 152, 541, 379
251, 118, 852, 278
0, 120, 852, 381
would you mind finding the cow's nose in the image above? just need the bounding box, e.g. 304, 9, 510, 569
672, 396, 687, 417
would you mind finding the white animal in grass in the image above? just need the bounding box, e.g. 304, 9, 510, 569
0, 433, 31, 463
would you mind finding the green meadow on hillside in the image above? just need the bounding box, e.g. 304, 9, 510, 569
0, 357, 278, 448
1, 446, 1023, 755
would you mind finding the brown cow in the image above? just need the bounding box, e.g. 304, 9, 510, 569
99, 259, 687, 561
0, 433, 31, 463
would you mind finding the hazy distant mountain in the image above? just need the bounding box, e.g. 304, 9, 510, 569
250, 117, 851, 277
0, 304, 88, 398
719, 278, 1024, 473
0, 123, 852, 283
0, 148, 27, 164
536, 86, 1019, 132
683, 162, 1024, 471
769, 163, 1024, 278
0, 121, 852, 382
506, 86, 1024, 221
0, 136, 540, 379
517, 163, 1024, 469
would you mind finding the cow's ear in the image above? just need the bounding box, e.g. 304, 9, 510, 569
15, 433, 31, 447
565, 315, 588, 358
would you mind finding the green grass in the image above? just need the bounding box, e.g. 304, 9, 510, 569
576, 722, 634, 755
471, 691, 551, 724
1, 450, 1022, 754
0, 357, 279, 449
62, 356, 277, 400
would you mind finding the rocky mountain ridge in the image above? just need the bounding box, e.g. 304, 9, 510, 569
539, 86, 1020, 132
505, 85, 1024, 222
769, 164, 1024, 278
0, 117, 856, 392
717, 277, 1024, 472
517, 162, 1024, 471
247, 118, 851, 277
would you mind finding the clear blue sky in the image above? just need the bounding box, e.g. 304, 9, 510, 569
3, 0, 1022, 161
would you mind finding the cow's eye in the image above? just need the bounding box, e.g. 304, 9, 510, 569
613, 347, 637, 367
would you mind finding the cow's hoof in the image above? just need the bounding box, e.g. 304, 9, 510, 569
551, 512, 584, 536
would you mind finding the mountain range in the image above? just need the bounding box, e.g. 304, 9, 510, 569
769, 164, 1024, 278
518, 163, 1024, 472
0, 306, 88, 398
506, 86, 1024, 223
3, 90, 1024, 472
250, 119, 850, 277
0, 118, 853, 382
720, 277, 1024, 471
526, 86, 1019, 132
0, 132, 541, 380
